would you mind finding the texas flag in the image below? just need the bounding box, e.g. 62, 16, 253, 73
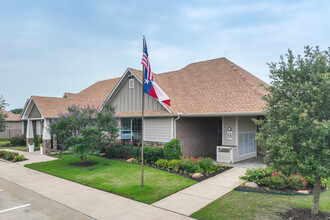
141, 41, 171, 106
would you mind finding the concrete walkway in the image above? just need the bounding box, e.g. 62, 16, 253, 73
0, 151, 246, 219
152, 167, 246, 216
1, 149, 57, 165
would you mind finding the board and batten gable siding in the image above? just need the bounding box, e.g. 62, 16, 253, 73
29, 104, 42, 119
144, 118, 173, 142
238, 116, 257, 133
111, 77, 165, 112
222, 116, 237, 146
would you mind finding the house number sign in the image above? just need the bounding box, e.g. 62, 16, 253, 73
227, 127, 233, 140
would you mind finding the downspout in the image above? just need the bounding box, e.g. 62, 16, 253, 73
173, 113, 182, 139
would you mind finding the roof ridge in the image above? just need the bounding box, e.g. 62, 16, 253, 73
226, 59, 268, 96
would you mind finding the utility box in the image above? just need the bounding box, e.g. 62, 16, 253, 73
216, 146, 236, 163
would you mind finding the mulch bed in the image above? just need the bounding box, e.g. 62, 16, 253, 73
70, 161, 98, 167
101, 157, 232, 181
235, 185, 327, 195
279, 208, 330, 220
130, 160, 232, 182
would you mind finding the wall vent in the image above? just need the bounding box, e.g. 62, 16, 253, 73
129, 79, 134, 89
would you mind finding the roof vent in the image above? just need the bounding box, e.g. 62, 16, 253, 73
129, 79, 134, 89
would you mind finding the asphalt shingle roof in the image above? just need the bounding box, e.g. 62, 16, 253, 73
30, 58, 268, 118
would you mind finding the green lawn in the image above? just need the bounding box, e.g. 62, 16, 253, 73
191, 179, 330, 220
0, 140, 10, 146
25, 155, 196, 204
0, 146, 27, 151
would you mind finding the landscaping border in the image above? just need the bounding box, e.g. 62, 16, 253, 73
234, 186, 327, 196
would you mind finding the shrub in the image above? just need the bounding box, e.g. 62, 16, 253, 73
103, 140, 141, 159
163, 138, 182, 160
13, 154, 24, 162
264, 171, 287, 190
287, 174, 308, 190
10, 136, 26, 146
143, 147, 164, 162
168, 159, 181, 172
240, 167, 274, 183
198, 157, 217, 174
0, 150, 23, 162
33, 135, 42, 148
180, 157, 200, 173
155, 159, 169, 170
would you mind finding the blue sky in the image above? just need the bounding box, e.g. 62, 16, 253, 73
1, 0, 329, 109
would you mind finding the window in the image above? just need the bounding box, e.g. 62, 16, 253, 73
129, 79, 134, 88
120, 118, 142, 141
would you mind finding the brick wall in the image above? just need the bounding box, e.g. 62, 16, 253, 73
0, 121, 22, 138
176, 117, 219, 159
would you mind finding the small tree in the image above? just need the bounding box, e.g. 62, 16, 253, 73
50, 103, 118, 164
255, 46, 329, 215
10, 108, 23, 114
0, 95, 8, 132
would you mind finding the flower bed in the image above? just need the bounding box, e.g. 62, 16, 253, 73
0, 150, 25, 162
238, 167, 327, 195
102, 139, 231, 181
128, 157, 231, 182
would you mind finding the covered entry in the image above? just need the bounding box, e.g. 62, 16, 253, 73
217, 116, 257, 163
176, 117, 222, 159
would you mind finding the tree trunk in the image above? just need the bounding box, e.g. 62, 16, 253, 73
311, 177, 321, 215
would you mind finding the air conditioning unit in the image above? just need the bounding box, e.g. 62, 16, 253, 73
216, 146, 235, 163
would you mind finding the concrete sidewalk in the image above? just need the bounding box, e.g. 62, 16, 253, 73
152, 167, 246, 216
0, 151, 246, 219
0, 154, 191, 220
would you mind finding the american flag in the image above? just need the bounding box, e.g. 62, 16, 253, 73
141, 42, 153, 81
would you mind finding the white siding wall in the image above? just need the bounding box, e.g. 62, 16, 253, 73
222, 116, 237, 146
238, 116, 257, 133
144, 118, 172, 142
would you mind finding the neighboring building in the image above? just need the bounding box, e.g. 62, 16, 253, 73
21, 58, 268, 161
0, 110, 22, 138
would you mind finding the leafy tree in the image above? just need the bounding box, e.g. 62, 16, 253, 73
255, 46, 329, 215
50, 103, 118, 164
0, 95, 8, 132
10, 108, 23, 114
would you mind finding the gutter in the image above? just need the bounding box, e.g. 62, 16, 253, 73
115, 111, 265, 118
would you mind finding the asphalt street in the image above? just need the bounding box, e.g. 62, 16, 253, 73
0, 176, 94, 220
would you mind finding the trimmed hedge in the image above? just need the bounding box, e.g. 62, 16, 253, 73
10, 136, 26, 146
102, 138, 183, 163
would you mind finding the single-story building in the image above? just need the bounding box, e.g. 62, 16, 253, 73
0, 110, 22, 138
21, 58, 268, 162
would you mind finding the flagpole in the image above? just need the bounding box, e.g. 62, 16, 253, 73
141, 35, 145, 187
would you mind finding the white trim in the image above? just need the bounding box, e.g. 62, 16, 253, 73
238, 131, 256, 134
116, 111, 264, 119
21, 97, 44, 120
222, 117, 224, 145
21, 98, 33, 119
100, 68, 172, 113
171, 117, 174, 139
20, 98, 31, 118
101, 68, 131, 111
235, 116, 238, 146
